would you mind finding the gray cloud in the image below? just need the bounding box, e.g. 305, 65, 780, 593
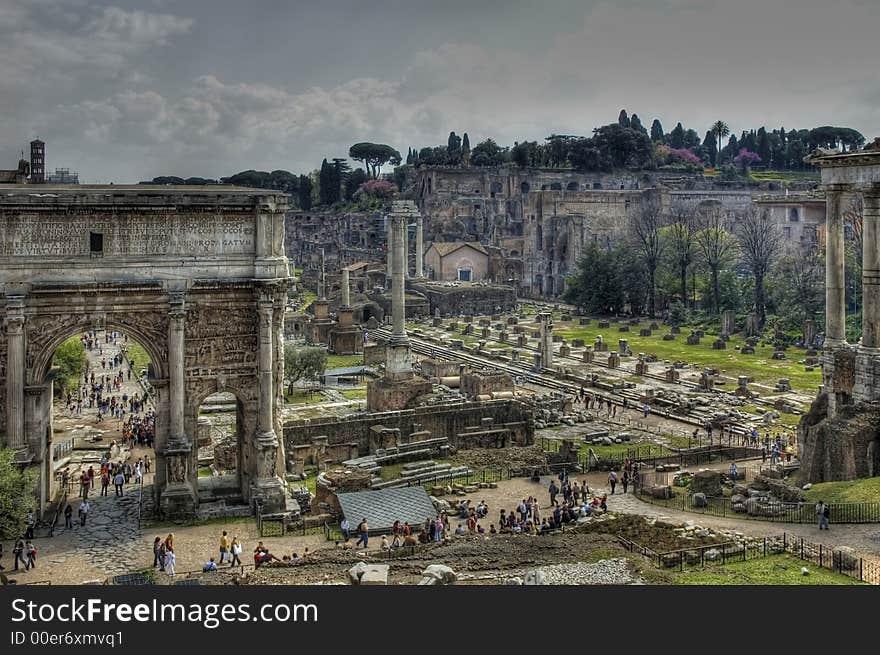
1, 0, 877, 182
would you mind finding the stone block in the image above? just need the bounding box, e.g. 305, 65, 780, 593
712, 339, 726, 350
618, 325, 629, 332
662, 333, 675, 341
359, 564, 390, 585
670, 326, 681, 334
639, 329, 651, 337
597, 320, 610, 329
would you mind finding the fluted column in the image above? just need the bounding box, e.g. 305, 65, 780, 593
5, 296, 26, 452
825, 185, 847, 348
862, 188, 880, 349
257, 296, 275, 438
415, 215, 424, 278
167, 292, 186, 442
341, 268, 351, 308
391, 212, 407, 339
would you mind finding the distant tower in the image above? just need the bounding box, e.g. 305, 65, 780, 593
30, 139, 45, 183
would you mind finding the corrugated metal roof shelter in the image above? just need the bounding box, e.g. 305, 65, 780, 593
337, 486, 437, 533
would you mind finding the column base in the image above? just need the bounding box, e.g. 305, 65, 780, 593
385, 339, 413, 381
853, 347, 880, 403
160, 484, 197, 519
251, 476, 287, 514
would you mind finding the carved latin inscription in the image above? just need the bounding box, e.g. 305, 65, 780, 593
0, 212, 255, 257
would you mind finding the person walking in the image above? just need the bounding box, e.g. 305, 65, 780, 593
230, 537, 242, 567
80, 472, 91, 500
24, 541, 37, 571
816, 501, 830, 530
166, 549, 176, 576
355, 518, 369, 548
25, 511, 35, 539
729, 461, 738, 480
101, 471, 110, 496
340, 518, 351, 541
79, 499, 90, 526
608, 470, 618, 495
157, 540, 167, 572
12, 538, 26, 571
114, 471, 125, 497
64, 503, 73, 529
548, 480, 559, 507
152, 537, 162, 568
622, 470, 630, 494
219, 531, 230, 564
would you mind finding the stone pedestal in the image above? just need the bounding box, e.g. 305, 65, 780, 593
367, 377, 432, 412
607, 352, 620, 368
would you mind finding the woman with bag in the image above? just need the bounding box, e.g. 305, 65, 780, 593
230, 536, 242, 567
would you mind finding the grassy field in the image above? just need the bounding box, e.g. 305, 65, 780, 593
555, 320, 821, 393
802, 477, 880, 504
338, 388, 367, 400
326, 354, 364, 369
673, 554, 864, 585
125, 341, 153, 374
284, 388, 323, 404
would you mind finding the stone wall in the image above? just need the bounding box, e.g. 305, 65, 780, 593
460, 369, 515, 399
798, 394, 880, 482
409, 281, 516, 316
282, 399, 533, 465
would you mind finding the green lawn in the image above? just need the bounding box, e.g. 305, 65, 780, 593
802, 477, 880, 504
326, 354, 364, 369
126, 341, 152, 374
285, 388, 323, 404
673, 554, 865, 585
339, 388, 367, 400
555, 321, 821, 394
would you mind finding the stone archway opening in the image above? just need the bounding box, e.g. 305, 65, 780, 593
39, 326, 162, 512
195, 391, 246, 508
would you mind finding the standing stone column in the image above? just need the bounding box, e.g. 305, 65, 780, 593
5, 296, 26, 453
415, 215, 424, 278
391, 212, 407, 340
824, 185, 847, 348
253, 290, 285, 511
861, 188, 880, 349
386, 219, 393, 290
341, 267, 351, 308
403, 218, 410, 279
257, 296, 276, 438
167, 292, 186, 442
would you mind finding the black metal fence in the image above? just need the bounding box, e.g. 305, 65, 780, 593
618, 533, 880, 585
634, 479, 880, 524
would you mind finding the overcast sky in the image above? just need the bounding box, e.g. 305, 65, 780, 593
1, 0, 877, 183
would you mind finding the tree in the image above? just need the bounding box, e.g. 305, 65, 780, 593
348, 142, 402, 178
318, 159, 339, 205
666, 201, 698, 306
650, 119, 665, 142
668, 122, 685, 149
0, 447, 38, 539
702, 129, 717, 166
564, 241, 626, 314
618, 109, 630, 128
447, 131, 462, 162
771, 248, 824, 339
693, 201, 738, 315
470, 139, 507, 167
733, 149, 761, 174
591, 124, 654, 169
629, 195, 666, 317
630, 113, 647, 135
53, 336, 86, 397
283, 345, 328, 395
461, 133, 470, 152
737, 206, 782, 327
712, 121, 730, 165
344, 168, 369, 201
298, 174, 313, 210
756, 127, 771, 166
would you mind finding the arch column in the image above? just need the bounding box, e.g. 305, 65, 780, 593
5, 295, 27, 459
252, 289, 286, 513
159, 291, 196, 517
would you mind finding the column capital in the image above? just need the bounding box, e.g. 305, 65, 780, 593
168, 291, 186, 317
5, 314, 24, 333
856, 184, 880, 200
823, 183, 850, 194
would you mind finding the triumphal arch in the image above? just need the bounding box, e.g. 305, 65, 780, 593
0, 185, 291, 518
